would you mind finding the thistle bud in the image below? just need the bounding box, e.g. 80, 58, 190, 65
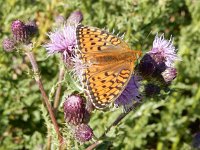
74, 124, 93, 142
63, 95, 89, 125
11, 20, 30, 43
2, 37, 16, 52
161, 67, 177, 84
25, 20, 38, 36
67, 11, 83, 24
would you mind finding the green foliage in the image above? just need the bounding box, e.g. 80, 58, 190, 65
0, 0, 200, 149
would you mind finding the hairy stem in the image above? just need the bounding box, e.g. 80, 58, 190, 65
46, 128, 52, 150
47, 66, 64, 148
25, 51, 63, 145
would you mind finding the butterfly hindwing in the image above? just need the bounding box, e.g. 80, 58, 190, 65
86, 64, 133, 109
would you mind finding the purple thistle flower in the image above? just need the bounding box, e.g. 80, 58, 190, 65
74, 124, 93, 142
148, 34, 181, 67
44, 25, 76, 58
63, 95, 89, 126
44, 10, 83, 66
115, 75, 142, 109
137, 54, 167, 81
44, 11, 83, 66
137, 34, 181, 85
161, 67, 177, 83
2, 37, 16, 52
67, 11, 83, 25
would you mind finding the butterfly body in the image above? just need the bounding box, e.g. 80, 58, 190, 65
76, 25, 141, 109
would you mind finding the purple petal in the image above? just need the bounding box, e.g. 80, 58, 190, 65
44, 25, 76, 55
149, 34, 181, 67
115, 75, 142, 109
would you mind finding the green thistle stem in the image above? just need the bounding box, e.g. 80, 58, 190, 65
53, 66, 65, 113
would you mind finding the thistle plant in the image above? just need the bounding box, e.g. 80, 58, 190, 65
2, 9, 182, 149
2, 19, 63, 145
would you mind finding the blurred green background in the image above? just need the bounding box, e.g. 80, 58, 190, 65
0, 0, 200, 149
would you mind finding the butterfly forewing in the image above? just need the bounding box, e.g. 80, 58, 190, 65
76, 25, 130, 53
76, 24, 140, 109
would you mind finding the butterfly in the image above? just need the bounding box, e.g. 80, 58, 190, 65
75, 24, 141, 109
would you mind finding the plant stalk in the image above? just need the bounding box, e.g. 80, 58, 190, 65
26, 51, 63, 145
53, 66, 65, 113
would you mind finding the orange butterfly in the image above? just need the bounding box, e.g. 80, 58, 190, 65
75, 25, 141, 109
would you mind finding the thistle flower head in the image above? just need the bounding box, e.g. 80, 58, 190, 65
63, 95, 89, 125
74, 124, 93, 142
11, 20, 30, 43
137, 54, 156, 78
44, 11, 82, 67
2, 37, 16, 52
149, 34, 181, 67
115, 75, 142, 109
44, 25, 76, 58
161, 67, 177, 83
67, 10, 83, 25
